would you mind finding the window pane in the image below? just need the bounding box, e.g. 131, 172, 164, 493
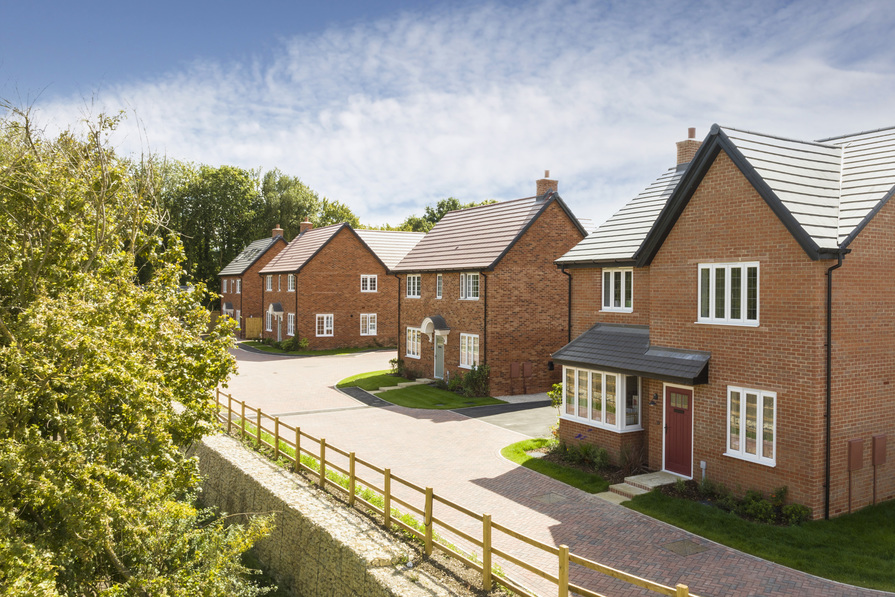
577, 371, 588, 418
763, 394, 774, 459
590, 373, 602, 422
624, 271, 633, 309
613, 271, 622, 308
603, 272, 610, 307
565, 369, 575, 415
745, 393, 758, 455
700, 268, 710, 318
605, 375, 616, 425
625, 376, 639, 426
729, 390, 740, 451
730, 267, 742, 319
715, 268, 726, 319
747, 266, 758, 320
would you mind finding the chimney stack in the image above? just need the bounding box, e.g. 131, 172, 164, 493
676, 127, 701, 165
299, 219, 314, 235
272, 224, 284, 238
536, 170, 558, 196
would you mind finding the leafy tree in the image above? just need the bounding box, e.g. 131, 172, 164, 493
400, 197, 498, 232
257, 169, 320, 239
0, 106, 271, 596
317, 197, 360, 228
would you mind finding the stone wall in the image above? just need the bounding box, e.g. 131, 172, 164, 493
190, 434, 460, 597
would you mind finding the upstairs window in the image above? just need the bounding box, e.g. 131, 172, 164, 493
436, 274, 443, 299
222, 279, 228, 293
698, 263, 759, 325
266, 275, 273, 291
287, 274, 295, 291
236, 279, 241, 294
406, 275, 421, 298
460, 273, 480, 300
602, 268, 632, 312
361, 275, 377, 293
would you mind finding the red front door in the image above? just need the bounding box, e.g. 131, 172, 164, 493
665, 387, 693, 476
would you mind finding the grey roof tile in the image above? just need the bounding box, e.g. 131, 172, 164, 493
218, 236, 284, 276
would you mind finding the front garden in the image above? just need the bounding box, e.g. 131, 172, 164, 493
239, 339, 393, 356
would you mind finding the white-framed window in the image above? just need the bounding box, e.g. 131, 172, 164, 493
235, 310, 241, 328
406, 274, 421, 298
266, 275, 273, 291
287, 274, 295, 292
726, 386, 776, 466
602, 268, 633, 312
236, 279, 241, 294
316, 314, 333, 337
459, 333, 480, 368
361, 275, 378, 293
698, 262, 759, 326
277, 275, 281, 291
265, 311, 273, 332
459, 273, 480, 300
436, 274, 443, 299
561, 366, 641, 431
287, 313, 295, 336
222, 279, 228, 293
406, 327, 421, 358
360, 313, 377, 336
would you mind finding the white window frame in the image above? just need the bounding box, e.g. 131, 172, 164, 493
316, 314, 333, 337
726, 386, 776, 467
287, 313, 295, 336
265, 275, 273, 291
697, 262, 759, 326
236, 279, 241, 294
406, 274, 421, 298
601, 268, 633, 313
406, 327, 422, 358
459, 273, 480, 300
277, 275, 281, 292
436, 274, 443, 299
360, 313, 377, 336
560, 366, 641, 432
265, 311, 273, 332
287, 274, 295, 292
459, 333, 480, 369
361, 274, 378, 293
222, 279, 228, 293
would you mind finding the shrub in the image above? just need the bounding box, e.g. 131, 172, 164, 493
742, 497, 776, 523
619, 444, 646, 476
547, 382, 563, 411
782, 503, 812, 525
461, 364, 490, 397
699, 478, 727, 499
389, 358, 405, 376
770, 486, 788, 508
447, 372, 463, 392
280, 335, 307, 352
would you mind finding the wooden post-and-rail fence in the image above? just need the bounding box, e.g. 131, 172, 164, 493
214, 389, 699, 597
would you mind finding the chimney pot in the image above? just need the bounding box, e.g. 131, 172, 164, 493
688, 127, 696, 139
299, 219, 314, 234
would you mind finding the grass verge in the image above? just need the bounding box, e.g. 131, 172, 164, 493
239, 341, 392, 356
626, 489, 895, 592
336, 370, 414, 390
376, 385, 505, 410
500, 439, 609, 494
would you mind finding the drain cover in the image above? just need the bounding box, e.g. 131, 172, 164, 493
662, 539, 709, 556
534, 492, 568, 505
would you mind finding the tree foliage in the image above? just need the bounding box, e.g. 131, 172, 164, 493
0, 106, 271, 596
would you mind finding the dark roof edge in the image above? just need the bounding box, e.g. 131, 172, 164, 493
218, 236, 286, 276
550, 356, 708, 386
839, 185, 895, 250
635, 124, 823, 266
555, 259, 637, 269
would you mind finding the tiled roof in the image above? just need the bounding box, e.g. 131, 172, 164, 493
393, 194, 585, 272
218, 236, 284, 276
259, 224, 345, 274
354, 230, 426, 269
552, 323, 710, 385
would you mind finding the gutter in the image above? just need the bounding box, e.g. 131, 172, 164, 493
560, 265, 572, 342
824, 248, 848, 519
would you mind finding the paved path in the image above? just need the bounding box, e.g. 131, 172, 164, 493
222, 348, 889, 597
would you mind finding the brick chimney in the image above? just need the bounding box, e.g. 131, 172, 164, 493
272, 224, 284, 238
299, 219, 314, 235
676, 127, 701, 165
536, 170, 558, 196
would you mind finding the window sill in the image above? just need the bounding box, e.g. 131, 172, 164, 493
459, 364, 478, 370
559, 414, 642, 433
360, 333, 377, 337
723, 451, 776, 468
694, 320, 760, 327
600, 307, 633, 314
316, 334, 333, 338
459, 298, 480, 301
405, 354, 421, 360
406, 296, 421, 299
361, 290, 377, 293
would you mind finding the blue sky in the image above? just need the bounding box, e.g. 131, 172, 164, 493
3, 0, 895, 228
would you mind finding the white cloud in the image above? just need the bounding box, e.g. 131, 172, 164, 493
29, 0, 895, 228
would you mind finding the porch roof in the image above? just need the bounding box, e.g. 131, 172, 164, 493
552, 324, 710, 385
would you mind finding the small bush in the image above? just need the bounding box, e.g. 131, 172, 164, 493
461, 364, 490, 397
699, 478, 727, 499
619, 444, 646, 476
547, 382, 563, 410
280, 335, 307, 352
742, 497, 776, 523
389, 358, 405, 376
770, 486, 788, 508
782, 503, 812, 525
447, 372, 463, 392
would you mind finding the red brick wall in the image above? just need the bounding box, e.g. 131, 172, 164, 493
569, 267, 651, 337
262, 228, 398, 349
219, 238, 286, 338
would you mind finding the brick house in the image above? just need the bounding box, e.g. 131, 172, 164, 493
258, 221, 424, 349
553, 125, 895, 519
218, 227, 287, 338
391, 176, 587, 396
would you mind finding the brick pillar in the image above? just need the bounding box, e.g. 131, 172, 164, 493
676, 127, 701, 165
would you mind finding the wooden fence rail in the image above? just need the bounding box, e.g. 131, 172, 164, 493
215, 389, 699, 597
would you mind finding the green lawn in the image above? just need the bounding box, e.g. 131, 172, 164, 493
336, 370, 413, 391
500, 439, 609, 494
376, 385, 505, 410
627, 488, 895, 592
239, 341, 392, 356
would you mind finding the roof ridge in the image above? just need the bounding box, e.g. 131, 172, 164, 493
720, 125, 838, 149
817, 125, 895, 143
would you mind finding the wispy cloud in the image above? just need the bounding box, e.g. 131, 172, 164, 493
31, 0, 895, 227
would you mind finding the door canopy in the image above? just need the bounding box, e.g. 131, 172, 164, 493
420, 315, 450, 342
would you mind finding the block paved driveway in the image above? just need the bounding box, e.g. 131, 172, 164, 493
222, 348, 887, 597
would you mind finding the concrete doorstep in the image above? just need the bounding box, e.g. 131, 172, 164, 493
596, 471, 685, 504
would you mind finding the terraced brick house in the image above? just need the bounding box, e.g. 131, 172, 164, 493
553, 125, 895, 519
218, 226, 288, 338
392, 175, 587, 396
259, 221, 424, 349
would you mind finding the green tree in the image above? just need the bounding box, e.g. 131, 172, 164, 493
317, 197, 360, 228
0, 107, 271, 596
258, 169, 320, 239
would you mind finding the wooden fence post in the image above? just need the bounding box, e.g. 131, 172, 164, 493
256, 409, 262, 446
319, 438, 326, 487
348, 452, 356, 506
240, 400, 246, 440
226, 393, 232, 433
424, 487, 434, 556
675, 584, 690, 597
482, 514, 492, 591
384, 468, 392, 530
294, 427, 301, 472
273, 417, 280, 461
558, 544, 569, 597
